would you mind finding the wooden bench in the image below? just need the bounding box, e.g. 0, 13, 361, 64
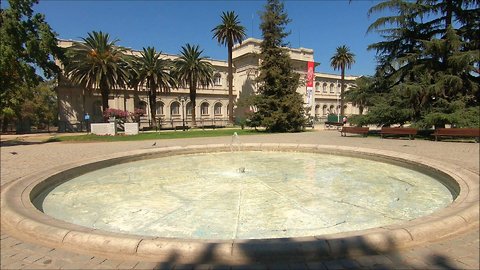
339, 126, 369, 137
380, 127, 418, 140
325, 121, 343, 130
202, 125, 217, 130
432, 128, 480, 142
174, 125, 190, 131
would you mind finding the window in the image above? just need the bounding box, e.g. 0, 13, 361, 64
214, 103, 222, 115
186, 102, 192, 115
322, 83, 327, 93
213, 73, 222, 86
315, 104, 320, 115
156, 102, 164, 115
92, 100, 102, 118
337, 83, 341, 94
201, 102, 209, 115
322, 105, 327, 115
330, 83, 334, 93
138, 101, 148, 114
329, 105, 335, 113
315, 82, 320, 92
170, 102, 180, 115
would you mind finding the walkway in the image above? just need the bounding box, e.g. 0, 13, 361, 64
1, 130, 479, 269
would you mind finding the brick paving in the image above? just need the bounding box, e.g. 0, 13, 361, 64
1, 130, 479, 269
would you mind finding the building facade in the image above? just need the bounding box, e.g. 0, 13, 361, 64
56, 38, 360, 131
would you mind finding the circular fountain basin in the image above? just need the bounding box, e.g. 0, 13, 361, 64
1, 144, 478, 264
35, 151, 453, 240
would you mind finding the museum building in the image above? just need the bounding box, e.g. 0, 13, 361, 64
56, 38, 360, 131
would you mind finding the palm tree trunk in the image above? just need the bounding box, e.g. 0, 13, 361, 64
100, 80, 110, 121
340, 66, 345, 117
190, 83, 197, 127
149, 87, 157, 128
228, 42, 234, 125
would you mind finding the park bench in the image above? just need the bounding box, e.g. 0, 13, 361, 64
324, 121, 343, 130
380, 127, 418, 140
202, 125, 217, 130
339, 126, 369, 137
432, 128, 480, 142
174, 125, 190, 131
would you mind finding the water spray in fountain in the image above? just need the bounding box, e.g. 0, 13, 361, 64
230, 132, 246, 173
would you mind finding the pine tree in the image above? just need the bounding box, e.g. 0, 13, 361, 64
362, 0, 479, 128
251, 0, 306, 132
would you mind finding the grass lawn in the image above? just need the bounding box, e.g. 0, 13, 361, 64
47, 128, 265, 142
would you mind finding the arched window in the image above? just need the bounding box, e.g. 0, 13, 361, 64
322, 83, 327, 93
315, 82, 320, 92
322, 105, 328, 115
329, 105, 335, 113
201, 102, 209, 115
214, 102, 222, 115
186, 102, 192, 115
137, 101, 148, 116
92, 100, 102, 118
213, 73, 222, 86
170, 102, 180, 115
315, 104, 320, 115
330, 83, 335, 93
337, 83, 341, 94
156, 101, 164, 115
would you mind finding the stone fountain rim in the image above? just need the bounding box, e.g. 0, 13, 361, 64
1, 143, 478, 264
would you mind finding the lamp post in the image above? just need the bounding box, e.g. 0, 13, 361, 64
178, 96, 187, 131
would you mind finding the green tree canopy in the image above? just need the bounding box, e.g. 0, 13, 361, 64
0, 0, 62, 131
250, 0, 306, 132
131, 47, 177, 127
212, 11, 247, 125
330, 45, 356, 116
363, 0, 479, 128
63, 31, 131, 117
173, 44, 214, 127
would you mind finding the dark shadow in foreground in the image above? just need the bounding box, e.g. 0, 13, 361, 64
146, 233, 472, 269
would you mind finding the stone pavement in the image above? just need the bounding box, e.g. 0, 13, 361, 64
1, 130, 479, 269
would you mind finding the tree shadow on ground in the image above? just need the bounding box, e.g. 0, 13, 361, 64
149, 234, 470, 269
0, 139, 58, 147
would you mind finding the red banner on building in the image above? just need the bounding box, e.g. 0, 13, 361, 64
306, 61, 314, 88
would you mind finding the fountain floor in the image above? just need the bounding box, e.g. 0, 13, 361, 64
35, 151, 453, 240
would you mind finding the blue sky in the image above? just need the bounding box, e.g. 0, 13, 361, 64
11, 0, 388, 76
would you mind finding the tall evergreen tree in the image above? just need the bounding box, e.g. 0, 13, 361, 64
364, 0, 479, 128
0, 0, 63, 132
212, 11, 247, 125
344, 76, 374, 115
250, 0, 306, 132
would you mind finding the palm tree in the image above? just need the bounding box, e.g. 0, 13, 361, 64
64, 31, 130, 117
330, 45, 355, 116
131, 47, 176, 127
173, 44, 214, 127
212, 11, 247, 125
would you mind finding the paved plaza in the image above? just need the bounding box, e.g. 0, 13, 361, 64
1, 129, 479, 269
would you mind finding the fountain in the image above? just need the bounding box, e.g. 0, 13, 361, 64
1, 143, 477, 264
33, 147, 454, 240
